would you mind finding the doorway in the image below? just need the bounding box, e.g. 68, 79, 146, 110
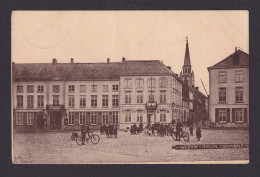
147, 110, 155, 124
36, 112, 44, 129
50, 111, 62, 130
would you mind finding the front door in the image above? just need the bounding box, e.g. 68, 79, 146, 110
36, 112, 44, 129
50, 111, 62, 130
148, 110, 155, 124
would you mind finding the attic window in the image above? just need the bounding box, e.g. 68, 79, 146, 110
91, 85, 97, 92
53, 85, 60, 93
69, 85, 75, 92
27, 85, 34, 93
17, 86, 23, 93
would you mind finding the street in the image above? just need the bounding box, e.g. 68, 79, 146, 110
12, 128, 249, 164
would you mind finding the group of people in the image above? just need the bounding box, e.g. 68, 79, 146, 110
147, 122, 175, 137
130, 123, 143, 135
100, 124, 118, 138
146, 119, 202, 141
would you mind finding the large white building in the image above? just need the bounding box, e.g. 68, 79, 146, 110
208, 49, 249, 127
12, 57, 183, 131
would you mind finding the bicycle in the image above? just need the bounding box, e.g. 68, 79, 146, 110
171, 128, 189, 141
76, 131, 100, 145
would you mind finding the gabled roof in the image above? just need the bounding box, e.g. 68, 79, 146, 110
208, 50, 249, 70
13, 60, 174, 82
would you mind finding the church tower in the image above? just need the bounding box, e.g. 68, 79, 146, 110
180, 37, 195, 87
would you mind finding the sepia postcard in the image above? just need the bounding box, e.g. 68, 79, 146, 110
11, 10, 249, 164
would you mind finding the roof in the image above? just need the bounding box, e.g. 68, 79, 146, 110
208, 50, 249, 70
13, 60, 174, 82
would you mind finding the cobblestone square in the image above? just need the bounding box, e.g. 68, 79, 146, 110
12, 128, 249, 164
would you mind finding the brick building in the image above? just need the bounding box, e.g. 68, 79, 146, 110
12, 57, 183, 131
208, 49, 249, 127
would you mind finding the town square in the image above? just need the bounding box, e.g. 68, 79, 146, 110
11, 11, 249, 164
13, 128, 249, 163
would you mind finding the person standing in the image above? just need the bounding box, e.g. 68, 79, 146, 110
81, 125, 86, 145
86, 124, 91, 139
175, 119, 182, 141
196, 127, 202, 141
114, 126, 118, 138
189, 123, 194, 136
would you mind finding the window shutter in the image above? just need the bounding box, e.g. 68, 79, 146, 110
244, 108, 247, 123
97, 112, 102, 125
86, 112, 90, 125
23, 112, 27, 125
227, 109, 230, 122
75, 112, 79, 125
215, 109, 219, 122
232, 108, 235, 122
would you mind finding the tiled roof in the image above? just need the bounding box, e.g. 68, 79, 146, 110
208, 50, 249, 69
13, 60, 174, 81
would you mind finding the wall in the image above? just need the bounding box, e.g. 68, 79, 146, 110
209, 67, 249, 127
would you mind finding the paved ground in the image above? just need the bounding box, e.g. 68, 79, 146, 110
12, 127, 249, 164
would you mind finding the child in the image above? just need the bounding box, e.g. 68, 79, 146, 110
196, 127, 202, 141
189, 124, 194, 136
147, 127, 151, 136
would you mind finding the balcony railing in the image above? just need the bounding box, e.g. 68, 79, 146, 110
46, 104, 65, 110
145, 102, 157, 110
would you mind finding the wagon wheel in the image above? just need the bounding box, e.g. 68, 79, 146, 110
182, 131, 189, 141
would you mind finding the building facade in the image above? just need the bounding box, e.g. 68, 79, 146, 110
12, 58, 183, 131
208, 49, 249, 127
179, 38, 207, 124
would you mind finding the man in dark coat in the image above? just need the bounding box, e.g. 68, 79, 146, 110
133, 123, 137, 134
175, 119, 182, 141
81, 125, 87, 145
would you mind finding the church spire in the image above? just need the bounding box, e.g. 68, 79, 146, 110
184, 37, 191, 66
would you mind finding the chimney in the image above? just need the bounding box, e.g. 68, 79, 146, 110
52, 58, 57, 65
70, 58, 74, 64
122, 57, 126, 62
235, 47, 237, 52
167, 66, 171, 70
107, 58, 110, 63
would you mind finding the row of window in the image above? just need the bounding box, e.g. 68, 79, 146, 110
68, 111, 119, 125
216, 108, 247, 123
125, 91, 167, 104
17, 95, 44, 108
16, 84, 120, 93
16, 77, 183, 94
16, 95, 119, 108
124, 77, 168, 88
16, 112, 35, 125
68, 95, 119, 108
68, 84, 119, 93
124, 110, 167, 122
17, 85, 44, 93
219, 87, 244, 102
218, 70, 245, 83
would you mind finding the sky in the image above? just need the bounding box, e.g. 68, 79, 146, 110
12, 11, 249, 95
